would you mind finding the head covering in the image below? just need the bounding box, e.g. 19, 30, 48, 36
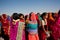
2, 14, 7, 19
58, 10, 60, 16
0, 15, 1, 21
48, 13, 55, 21
35, 14, 38, 20
30, 12, 36, 21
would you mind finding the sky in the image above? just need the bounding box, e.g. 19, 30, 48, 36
0, 0, 60, 15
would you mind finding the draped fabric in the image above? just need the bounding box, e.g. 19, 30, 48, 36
51, 16, 60, 40
27, 22, 39, 40
1, 14, 9, 35
27, 13, 39, 40
10, 20, 19, 40
16, 19, 25, 40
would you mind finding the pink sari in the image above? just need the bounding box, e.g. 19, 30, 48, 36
51, 16, 60, 40
10, 20, 19, 40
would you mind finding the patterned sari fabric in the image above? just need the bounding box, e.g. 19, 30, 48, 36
40, 19, 48, 40
49, 16, 60, 40
28, 33, 39, 40
16, 19, 25, 40
47, 19, 55, 31
47, 13, 55, 31
2, 19, 9, 35
1, 14, 9, 35
10, 20, 19, 40
1, 14, 10, 40
57, 17, 60, 38
27, 22, 39, 40
1, 14, 9, 36
27, 13, 39, 40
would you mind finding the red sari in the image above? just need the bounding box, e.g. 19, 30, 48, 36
47, 19, 55, 31
51, 16, 60, 40
40, 19, 49, 40
2, 19, 9, 35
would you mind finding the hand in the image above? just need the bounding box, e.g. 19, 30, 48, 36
46, 31, 50, 38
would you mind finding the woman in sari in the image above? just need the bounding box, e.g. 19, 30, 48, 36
10, 13, 19, 40
47, 12, 55, 31
1, 14, 10, 40
26, 12, 39, 40
51, 11, 60, 40
16, 13, 25, 40
50, 13, 59, 40
58, 10, 60, 39
47, 12, 55, 40
36, 13, 42, 28
55, 12, 60, 40
40, 12, 50, 40
36, 13, 42, 40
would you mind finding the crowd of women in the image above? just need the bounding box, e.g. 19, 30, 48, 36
0, 10, 60, 40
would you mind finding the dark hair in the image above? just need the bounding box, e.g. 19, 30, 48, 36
41, 12, 47, 20
52, 12, 55, 18
29, 12, 32, 21
58, 10, 60, 15
12, 13, 19, 20
37, 13, 40, 15
19, 13, 24, 18
0, 15, 1, 21
25, 15, 28, 21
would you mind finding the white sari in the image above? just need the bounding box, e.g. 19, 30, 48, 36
16, 21, 25, 40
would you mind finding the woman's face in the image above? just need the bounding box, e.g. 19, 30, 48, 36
20, 16, 24, 19
49, 13, 52, 16
45, 14, 48, 19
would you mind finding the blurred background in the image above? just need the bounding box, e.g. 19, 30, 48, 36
0, 0, 60, 15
